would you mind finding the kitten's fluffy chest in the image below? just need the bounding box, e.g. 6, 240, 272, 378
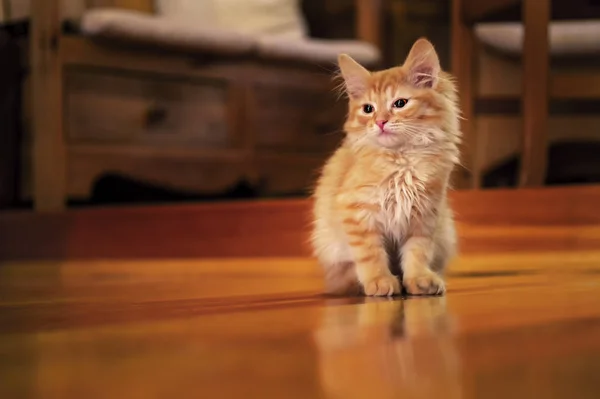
370, 152, 444, 237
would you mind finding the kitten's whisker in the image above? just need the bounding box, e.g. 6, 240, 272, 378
331, 70, 349, 101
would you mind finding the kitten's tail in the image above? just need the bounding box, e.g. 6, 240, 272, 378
323, 261, 362, 296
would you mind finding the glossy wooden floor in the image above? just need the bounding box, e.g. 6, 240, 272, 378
2, 251, 600, 398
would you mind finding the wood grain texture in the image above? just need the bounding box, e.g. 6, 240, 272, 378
550, 72, 600, 99
356, 0, 383, 51
255, 153, 328, 196
1, 252, 600, 398
477, 46, 600, 99
30, 0, 66, 211
65, 69, 231, 147
66, 145, 250, 197
459, 2, 600, 187
57, 66, 342, 198
35, 35, 343, 203
253, 84, 344, 153
451, 0, 479, 189
519, 0, 550, 187
60, 37, 336, 86
1, 186, 600, 260
89, 0, 154, 12
27, 18, 347, 205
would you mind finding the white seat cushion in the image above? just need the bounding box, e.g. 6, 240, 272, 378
81, 9, 256, 56
155, 0, 308, 39
257, 37, 381, 66
154, 0, 217, 24
475, 20, 600, 57
81, 8, 381, 66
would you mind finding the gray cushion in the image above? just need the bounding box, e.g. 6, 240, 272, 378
475, 20, 600, 57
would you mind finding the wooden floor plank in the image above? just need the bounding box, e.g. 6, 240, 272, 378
1, 186, 600, 260
1, 253, 600, 398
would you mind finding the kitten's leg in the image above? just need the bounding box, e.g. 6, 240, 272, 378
401, 236, 445, 295
312, 218, 362, 295
342, 217, 400, 296
431, 216, 457, 275
322, 261, 361, 296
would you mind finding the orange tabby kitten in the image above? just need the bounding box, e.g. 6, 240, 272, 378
311, 38, 460, 296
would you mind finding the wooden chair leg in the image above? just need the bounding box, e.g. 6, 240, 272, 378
31, 0, 66, 211
451, 0, 478, 189
356, 0, 383, 51
519, 0, 550, 187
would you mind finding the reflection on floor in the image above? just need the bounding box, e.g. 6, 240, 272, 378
1, 253, 600, 398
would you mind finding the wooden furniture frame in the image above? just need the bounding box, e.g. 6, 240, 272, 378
452, 0, 550, 189
30, 0, 383, 211
453, 0, 600, 189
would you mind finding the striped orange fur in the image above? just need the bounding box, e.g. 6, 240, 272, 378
311, 38, 461, 296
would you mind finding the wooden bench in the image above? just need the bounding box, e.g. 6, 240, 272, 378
29, 0, 383, 211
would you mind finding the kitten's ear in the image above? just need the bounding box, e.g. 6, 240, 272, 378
404, 38, 441, 89
338, 54, 371, 99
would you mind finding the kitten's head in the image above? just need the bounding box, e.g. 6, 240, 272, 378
338, 38, 460, 150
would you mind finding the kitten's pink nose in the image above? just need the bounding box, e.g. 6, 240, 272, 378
376, 120, 388, 130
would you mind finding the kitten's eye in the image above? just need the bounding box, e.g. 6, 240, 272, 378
393, 98, 408, 108
362, 104, 374, 114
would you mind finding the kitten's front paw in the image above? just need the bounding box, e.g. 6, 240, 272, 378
403, 271, 445, 296
363, 275, 401, 297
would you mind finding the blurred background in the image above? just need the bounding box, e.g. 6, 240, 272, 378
0, 0, 599, 211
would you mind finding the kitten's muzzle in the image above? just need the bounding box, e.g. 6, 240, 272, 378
376, 120, 388, 132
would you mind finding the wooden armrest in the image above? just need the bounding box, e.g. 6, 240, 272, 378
355, 0, 383, 50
